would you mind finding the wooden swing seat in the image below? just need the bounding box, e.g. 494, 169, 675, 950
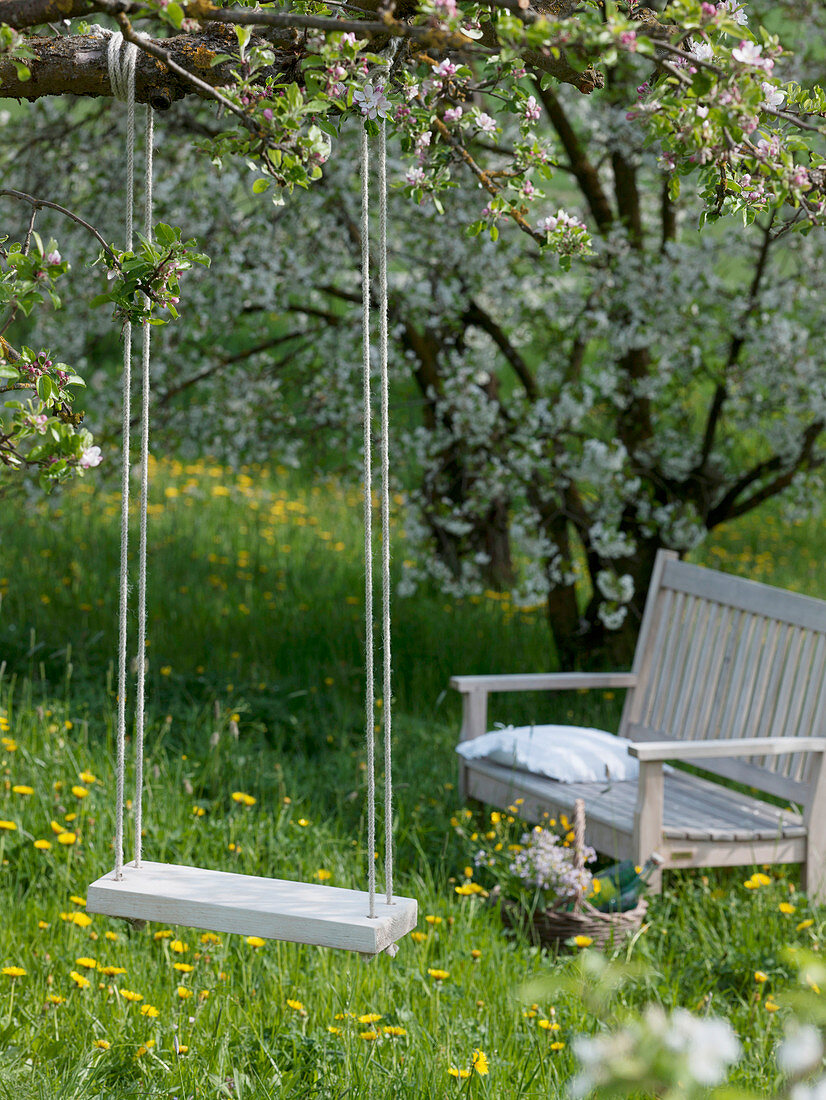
87, 861, 418, 955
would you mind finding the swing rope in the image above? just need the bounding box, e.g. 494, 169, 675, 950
361, 117, 394, 920
106, 31, 152, 878
105, 42, 396, 925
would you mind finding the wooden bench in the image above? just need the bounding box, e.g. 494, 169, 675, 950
451, 550, 826, 900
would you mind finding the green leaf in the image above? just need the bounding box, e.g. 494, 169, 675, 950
36, 374, 56, 402
0, 366, 19, 380
167, 1, 184, 28
13, 61, 30, 82
252, 178, 272, 194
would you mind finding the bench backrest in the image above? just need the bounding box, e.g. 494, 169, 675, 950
619, 550, 826, 803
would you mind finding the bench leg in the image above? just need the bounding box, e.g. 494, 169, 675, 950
634, 761, 664, 894
803, 754, 826, 905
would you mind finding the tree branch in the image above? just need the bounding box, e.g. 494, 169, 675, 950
693, 218, 775, 477
0, 25, 262, 104
707, 421, 824, 527
462, 298, 538, 400
532, 78, 614, 234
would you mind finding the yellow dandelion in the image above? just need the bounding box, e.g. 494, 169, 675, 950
1, 966, 26, 978
764, 997, 780, 1013
0, 821, 17, 831
358, 1013, 383, 1024
315, 869, 332, 881
173, 962, 194, 973
200, 932, 221, 945
471, 949, 482, 959
70, 971, 90, 989
105, 931, 119, 942
427, 968, 450, 981
297, 818, 310, 827
231, 791, 256, 806
45, 993, 64, 1005
425, 915, 442, 926
71, 786, 88, 799
69, 896, 87, 908
448, 1068, 471, 1079
56, 832, 76, 846
287, 998, 306, 1014
411, 931, 427, 944
38, 921, 49, 930
93, 1039, 110, 1050
327, 1025, 342, 1035
472, 1049, 489, 1076
550, 1041, 566, 1051
573, 935, 593, 948
12, 785, 33, 795
79, 771, 97, 785
64, 812, 77, 822
99, 966, 127, 976
797, 919, 815, 931
153, 930, 172, 941
50, 821, 64, 835
140, 1004, 159, 1018
34, 839, 51, 850
120, 989, 143, 1002
60, 911, 92, 927
170, 940, 188, 954
754, 971, 769, 983
383, 1025, 407, 1037
75, 957, 97, 970
246, 936, 266, 948
779, 903, 796, 915
177, 986, 193, 999
359, 1030, 379, 1041
538, 1019, 560, 1031
199, 990, 210, 1002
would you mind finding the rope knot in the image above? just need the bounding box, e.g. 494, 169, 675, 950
106, 31, 140, 104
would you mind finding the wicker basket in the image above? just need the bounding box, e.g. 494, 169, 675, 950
494, 891, 648, 951
490, 799, 649, 951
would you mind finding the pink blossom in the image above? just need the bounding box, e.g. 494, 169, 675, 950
46, 250, 61, 265
79, 445, 103, 469
434, 0, 458, 16
406, 166, 426, 185
761, 81, 785, 110
619, 30, 637, 50
353, 82, 391, 120
434, 59, 458, 79
443, 106, 463, 123
476, 112, 497, 134
732, 41, 770, 70
31, 414, 48, 434
523, 95, 541, 123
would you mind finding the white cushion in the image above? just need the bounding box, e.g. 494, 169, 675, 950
455, 724, 639, 783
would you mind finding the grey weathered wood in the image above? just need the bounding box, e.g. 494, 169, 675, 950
87, 862, 418, 955
628, 735, 826, 762
449, 672, 637, 693
452, 547, 826, 893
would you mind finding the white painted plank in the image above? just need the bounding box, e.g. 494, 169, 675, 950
87, 862, 417, 955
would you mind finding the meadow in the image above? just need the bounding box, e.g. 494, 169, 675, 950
0, 460, 824, 1099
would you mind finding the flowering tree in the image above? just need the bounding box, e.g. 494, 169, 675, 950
2, 0, 826, 658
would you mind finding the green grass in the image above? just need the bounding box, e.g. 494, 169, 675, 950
0, 461, 824, 1097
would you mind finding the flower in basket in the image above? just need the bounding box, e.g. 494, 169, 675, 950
507, 828, 596, 911
453, 810, 596, 914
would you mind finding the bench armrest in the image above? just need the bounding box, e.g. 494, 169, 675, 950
449, 672, 636, 694
629, 736, 826, 763
451, 671, 636, 744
